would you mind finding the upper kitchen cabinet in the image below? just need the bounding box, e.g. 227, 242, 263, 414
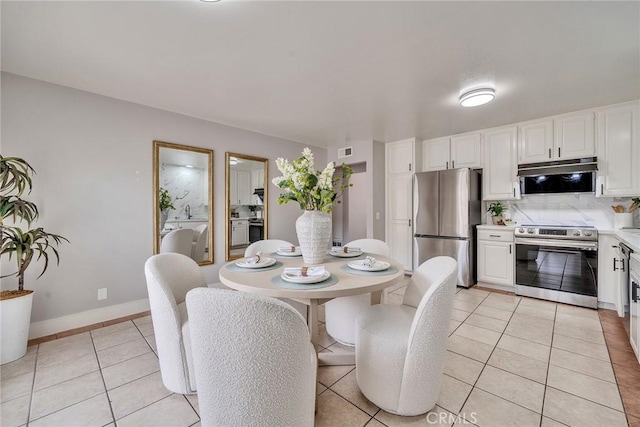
387, 138, 419, 174
596, 101, 640, 197
483, 126, 520, 200
554, 112, 595, 160
422, 132, 482, 171
518, 113, 595, 164
229, 169, 252, 205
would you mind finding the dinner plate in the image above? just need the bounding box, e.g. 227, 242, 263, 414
347, 260, 390, 272
276, 249, 302, 257
329, 250, 363, 258
235, 257, 276, 269
281, 271, 331, 284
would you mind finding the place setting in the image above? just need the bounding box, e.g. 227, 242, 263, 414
271, 265, 338, 289
272, 245, 303, 258
226, 252, 282, 273
341, 255, 399, 276
328, 245, 365, 258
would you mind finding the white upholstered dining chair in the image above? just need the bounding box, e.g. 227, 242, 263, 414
244, 239, 308, 320
186, 288, 317, 427
144, 253, 205, 394
355, 256, 458, 416
160, 228, 193, 257
190, 224, 208, 262
324, 238, 390, 346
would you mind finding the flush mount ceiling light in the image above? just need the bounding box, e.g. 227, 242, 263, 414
459, 88, 495, 107
229, 158, 239, 165
184, 164, 194, 168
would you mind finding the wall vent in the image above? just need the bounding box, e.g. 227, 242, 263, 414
338, 146, 353, 159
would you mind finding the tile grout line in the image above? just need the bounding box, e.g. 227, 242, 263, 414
539, 298, 557, 427
92, 322, 119, 426
25, 345, 39, 427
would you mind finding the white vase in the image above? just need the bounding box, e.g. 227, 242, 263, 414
296, 210, 332, 264
0, 291, 34, 364
160, 210, 169, 230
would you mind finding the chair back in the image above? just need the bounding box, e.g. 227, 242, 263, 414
344, 239, 390, 256
191, 224, 208, 261
186, 288, 317, 427
244, 239, 294, 256
144, 253, 206, 394
398, 256, 457, 413
160, 228, 193, 257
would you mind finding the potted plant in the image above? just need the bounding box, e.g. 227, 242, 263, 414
487, 201, 505, 225
159, 187, 175, 230
0, 155, 68, 363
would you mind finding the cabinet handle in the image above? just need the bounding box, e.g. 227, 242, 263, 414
489, 234, 501, 238
446, 161, 449, 169
633, 282, 639, 303
614, 258, 619, 271
409, 219, 412, 227
601, 184, 604, 195
509, 244, 512, 254
548, 148, 551, 159
622, 259, 626, 272
452, 160, 455, 168
409, 163, 412, 172
513, 188, 516, 197
558, 147, 561, 157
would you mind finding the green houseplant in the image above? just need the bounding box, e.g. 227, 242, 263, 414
0, 155, 68, 363
159, 187, 175, 230
487, 201, 505, 225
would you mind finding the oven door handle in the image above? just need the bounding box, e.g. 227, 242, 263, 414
514, 238, 598, 250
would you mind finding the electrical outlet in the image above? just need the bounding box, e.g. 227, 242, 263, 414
97, 288, 107, 300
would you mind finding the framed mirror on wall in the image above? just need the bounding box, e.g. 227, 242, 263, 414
153, 140, 214, 265
225, 152, 269, 261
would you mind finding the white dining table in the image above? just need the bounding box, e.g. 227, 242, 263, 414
218, 252, 405, 366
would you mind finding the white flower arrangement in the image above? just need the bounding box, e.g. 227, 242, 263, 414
272, 147, 352, 213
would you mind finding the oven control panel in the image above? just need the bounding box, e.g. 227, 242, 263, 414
515, 226, 598, 241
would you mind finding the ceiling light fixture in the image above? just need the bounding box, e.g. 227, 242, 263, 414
200, 0, 221, 2
229, 158, 239, 165
459, 88, 495, 107
184, 164, 194, 168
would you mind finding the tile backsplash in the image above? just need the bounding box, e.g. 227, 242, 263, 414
486, 194, 638, 229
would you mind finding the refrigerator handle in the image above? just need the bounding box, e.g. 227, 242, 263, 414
409, 219, 411, 227
452, 160, 455, 168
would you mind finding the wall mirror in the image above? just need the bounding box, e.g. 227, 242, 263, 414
153, 140, 214, 265
225, 152, 269, 261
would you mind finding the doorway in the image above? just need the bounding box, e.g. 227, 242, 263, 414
333, 162, 367, 246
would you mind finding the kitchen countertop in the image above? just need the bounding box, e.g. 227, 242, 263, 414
166, 218, 208, 223
603, 229, 640, 252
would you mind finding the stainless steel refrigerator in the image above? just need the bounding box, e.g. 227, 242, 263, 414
413, 169, 481, 287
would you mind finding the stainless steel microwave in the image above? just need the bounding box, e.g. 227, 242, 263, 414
517, 157, 597, 195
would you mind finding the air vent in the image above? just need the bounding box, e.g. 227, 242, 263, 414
338, 146, 353, 159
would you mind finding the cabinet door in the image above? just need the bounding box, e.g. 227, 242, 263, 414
597, 102, 639, 197
629, 269, 639, 360
237, 171, 251, 205
387, 173, 413, 270
554, 112, 595, 160
482, 127, 519, 200
451, 132, 482, 169
518, 120, 554, 164
477, 240, 514, 286
230, 170, 238, 205
387, 140, 414, 174
422, 137, 450, 171
251, 168, 265, 192
597, 234, 619, 308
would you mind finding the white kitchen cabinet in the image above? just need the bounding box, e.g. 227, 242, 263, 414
231, 219, 249, 246
251, 168, 265, 192
482, 126, 520, 200
422, 133, 482, 171
596, 102, 640, 197
477, 229, 514, 287
518, 120, 554, 164
386, 138, 419, 271
597, 234, 620, 310
230, 170, 252, 205
629, 253, 640, 363
554, 112, 595, 160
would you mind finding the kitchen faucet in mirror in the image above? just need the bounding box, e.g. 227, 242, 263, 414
153, 140, 214, 265
225, 152, 268, 261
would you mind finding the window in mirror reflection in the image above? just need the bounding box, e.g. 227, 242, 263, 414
153, 141, 213, 265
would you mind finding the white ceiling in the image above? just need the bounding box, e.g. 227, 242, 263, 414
2, 1, 639, 148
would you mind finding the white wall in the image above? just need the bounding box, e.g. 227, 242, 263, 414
1, 72, 324, 325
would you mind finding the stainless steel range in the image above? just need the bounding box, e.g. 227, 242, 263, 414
514, 225, 598, 308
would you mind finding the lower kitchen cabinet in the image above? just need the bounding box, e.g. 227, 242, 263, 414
231, 220, 249, 246
477, 228, 514, 287
630, 254, 640, 363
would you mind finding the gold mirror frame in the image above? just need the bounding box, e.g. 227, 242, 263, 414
225, 152, 269, 261
153, 141, 214, 265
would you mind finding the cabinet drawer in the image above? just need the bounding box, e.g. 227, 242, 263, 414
478, 229, 514, 242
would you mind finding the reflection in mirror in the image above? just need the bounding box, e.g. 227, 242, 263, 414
225, 152, 268, 261
153, 141, 214, 265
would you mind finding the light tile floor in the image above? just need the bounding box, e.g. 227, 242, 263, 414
2, 284, 639, 427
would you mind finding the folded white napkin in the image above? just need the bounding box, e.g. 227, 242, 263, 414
278, 246, 299, 253
283, 266, 326, 277
245, 252, 262, 264
331, 246, 361, 253
362, 256, 376, 268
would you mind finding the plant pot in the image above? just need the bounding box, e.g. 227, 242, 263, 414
0, 290, 34, 364
491, 215, 504, 225
295, 210, 332, 264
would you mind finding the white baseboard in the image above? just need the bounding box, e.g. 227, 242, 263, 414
29, 298, 150, 339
